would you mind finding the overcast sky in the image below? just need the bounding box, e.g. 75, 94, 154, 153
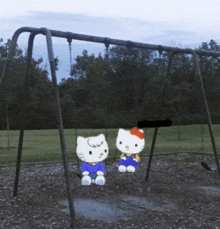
1, 0, 220, 82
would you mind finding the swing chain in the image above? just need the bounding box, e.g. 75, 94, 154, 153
126, 40, 133, 50
67, 34, 73, 74
158, 45, 163, 58
104, 38, 110, 59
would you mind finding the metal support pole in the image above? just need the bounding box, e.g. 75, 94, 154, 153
41, 28, 75, 229
194, 53, 220, 178
145, 127, 158, 181
0, 28, 32, 197
13, 130, 24, 197
13, 32, 36, 197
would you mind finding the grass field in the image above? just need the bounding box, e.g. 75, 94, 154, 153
0, 124, 220, 165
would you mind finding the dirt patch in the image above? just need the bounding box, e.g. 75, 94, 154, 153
198, 186, 220, 196
60, 198, 131, 222
1, 154, 220, 228
59, 195, 176, 223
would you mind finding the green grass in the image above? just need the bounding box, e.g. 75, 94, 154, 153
0, 125, 220, 165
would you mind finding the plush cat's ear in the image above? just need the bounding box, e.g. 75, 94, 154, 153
118, 128, 126, 135
98, 134, 106, 141
77, 136, 85, 145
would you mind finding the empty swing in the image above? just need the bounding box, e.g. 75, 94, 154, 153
144, 50, 175, 181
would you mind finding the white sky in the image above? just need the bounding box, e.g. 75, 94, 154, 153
1, 0, 219, 43
1, 0, 219, 20
1, 0, 220, 81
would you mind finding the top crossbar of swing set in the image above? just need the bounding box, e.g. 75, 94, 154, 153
9, 27, 220, 57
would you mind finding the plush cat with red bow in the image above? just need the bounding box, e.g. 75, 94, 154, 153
116, 127, 145, 172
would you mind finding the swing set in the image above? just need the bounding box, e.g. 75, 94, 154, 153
1, 27, 220, 228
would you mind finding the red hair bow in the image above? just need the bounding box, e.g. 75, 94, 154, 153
130, 127, 144, 139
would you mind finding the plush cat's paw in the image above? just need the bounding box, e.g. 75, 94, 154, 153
127, 165, 135, 172
95, 175, 105, 185
82, 175, 92, 185
118, 165, 126, 172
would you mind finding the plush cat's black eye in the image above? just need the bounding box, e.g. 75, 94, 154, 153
104, 149, 107, 153
119, 141, 122, 144
135, 144, 138, 147
89, 151, 92, 155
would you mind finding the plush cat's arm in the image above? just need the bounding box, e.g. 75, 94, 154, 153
96, 162, 106, 176
82, 171, 89, 176
120, 154, 126, 160
81, 163, 90, 176
133, 154, 140, 162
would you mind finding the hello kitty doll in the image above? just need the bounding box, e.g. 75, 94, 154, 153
117, 127, 145, 172
76, 134, 109, 185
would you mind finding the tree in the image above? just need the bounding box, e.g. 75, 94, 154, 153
1, 39, 218, 130
0, 39, 56, 130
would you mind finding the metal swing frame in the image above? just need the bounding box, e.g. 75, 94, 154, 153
1, 27, 220, 228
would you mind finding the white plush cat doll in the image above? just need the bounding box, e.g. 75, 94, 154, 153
76, 134, 109, 185
117, 127, 145, 172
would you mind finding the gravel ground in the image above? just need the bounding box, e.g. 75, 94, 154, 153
1, 154, 220, 228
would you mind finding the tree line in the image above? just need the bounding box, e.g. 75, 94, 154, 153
1, 38, 220, 130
